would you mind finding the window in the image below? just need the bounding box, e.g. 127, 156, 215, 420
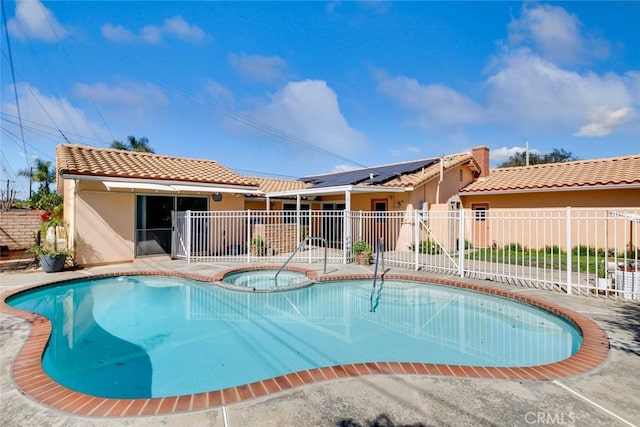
372, 199, 387, 223
282, 203, 310, 225
474, 206, 487, 221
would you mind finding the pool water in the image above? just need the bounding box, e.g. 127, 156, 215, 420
222, 269, 309, 289
7, 276, 582, 398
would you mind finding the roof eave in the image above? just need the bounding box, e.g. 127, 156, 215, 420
60, 173, 261, 193
266, 184, 411, 198
459, 183, 640, 196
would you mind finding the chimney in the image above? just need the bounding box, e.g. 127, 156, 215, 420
472, 146, 490, 178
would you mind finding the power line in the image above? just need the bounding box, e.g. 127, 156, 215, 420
1, 0, 30, 171
39, 3, 115, 143
112, 55, 376, 171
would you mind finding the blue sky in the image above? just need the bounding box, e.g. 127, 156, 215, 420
1, 1, 639, 198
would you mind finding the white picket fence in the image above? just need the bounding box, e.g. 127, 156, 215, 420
172, 208, 639, 300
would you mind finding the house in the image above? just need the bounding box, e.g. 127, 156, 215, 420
56, 144, 260, 265
267, 147, 485, 212
55, 144, 485, 266
458, 154, 640, 250
458, 154, 640, 209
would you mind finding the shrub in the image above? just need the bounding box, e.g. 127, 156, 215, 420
504, 243, 523, 251
456, 238, 473, 250
542, 245, 563, 254
409, 240, 442, 254
352, 240, 372, 254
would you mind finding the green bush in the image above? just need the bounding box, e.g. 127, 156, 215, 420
504, 242, 523, 251
352, 240, 372, 254
456, 239, 473, 250
542, 245, 563, 254
409, 240, 442, 254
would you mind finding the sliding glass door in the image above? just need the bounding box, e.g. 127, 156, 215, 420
136, 195, 208, 257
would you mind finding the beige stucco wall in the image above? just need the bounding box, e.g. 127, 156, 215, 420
459, 188, 639, 251
67, 179, 247, 266
463, 207, 638, 253
73, 180, 135, 265
460, 188, 640, 209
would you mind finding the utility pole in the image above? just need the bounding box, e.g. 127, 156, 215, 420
525, 139, 530, 166
29, 166, 32, 198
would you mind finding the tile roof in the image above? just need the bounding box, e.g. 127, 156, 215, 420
460, 154, 640, 194
247, 176, 310, 193
381, 152, 476, 187
56, 144, 257, 187
300, 152, 477, 189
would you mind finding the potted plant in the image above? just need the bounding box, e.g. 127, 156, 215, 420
352, 240, 372, 265
29, 209, 71, 273
250, 236, 265, 256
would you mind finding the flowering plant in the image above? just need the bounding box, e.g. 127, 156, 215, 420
28, 208, 71, 257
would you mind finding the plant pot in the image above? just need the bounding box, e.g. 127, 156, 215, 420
40, 254, 67, 273
356, 253, 370, 266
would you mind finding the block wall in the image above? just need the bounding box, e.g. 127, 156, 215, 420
0, 210, 42, 250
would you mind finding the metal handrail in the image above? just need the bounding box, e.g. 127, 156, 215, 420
275, 236, 327, 285
370, 237, 390, 312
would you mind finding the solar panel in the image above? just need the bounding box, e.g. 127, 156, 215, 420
300, 157, 439, 188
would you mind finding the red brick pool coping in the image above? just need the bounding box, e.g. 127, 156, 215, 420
1, 269, 610, 418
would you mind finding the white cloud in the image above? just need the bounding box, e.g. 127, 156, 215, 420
72, 81, 168, 108
228, 53, 287, 84
101, 24, 134, 43
251, 80, 369, 157
140, 25, 162, 44
376, 73, 484, 128
508, 4, 610, 66
574, 107, 636, 137
164, 16, 206, 42
2, 83, 109, 145
205, 81, 235, 106
491, 146, 541, 165
376, 4, 638, 138
102, 15, 207, 44
389, 146, 421, 158
331, 164, 359, 173
7, 0, 70, 42
486, 51, 635, 128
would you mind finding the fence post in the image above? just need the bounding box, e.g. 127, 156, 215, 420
414, 209, 420, 270
186, 210, 191, 263
246, 210, 251, 263
171, 210, 175, 259
566, 206, 572, 295
458, 208, 465, 277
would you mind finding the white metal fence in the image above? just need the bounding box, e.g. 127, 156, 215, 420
172, 208, 639, 300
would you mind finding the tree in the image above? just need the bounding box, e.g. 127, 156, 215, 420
498, 148, 578, 168
110, 136, 154, 153
18, 159, 56, 193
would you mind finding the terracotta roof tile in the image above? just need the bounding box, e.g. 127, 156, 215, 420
56, 144, 257, 187
246, 176, 310, 193
381, 153, 476, 187
460, 154, 640, 193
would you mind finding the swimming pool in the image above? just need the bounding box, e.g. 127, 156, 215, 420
7, 274, 583, 399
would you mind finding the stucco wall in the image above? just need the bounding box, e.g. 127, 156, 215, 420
75, 184, 135, 265
460, 188, 640, 209
0, 210, 41, 250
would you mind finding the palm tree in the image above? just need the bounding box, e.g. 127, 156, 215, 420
110, 136, 154, 153
18, 159, 56, 193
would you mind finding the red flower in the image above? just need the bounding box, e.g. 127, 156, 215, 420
40, 212, 51, 221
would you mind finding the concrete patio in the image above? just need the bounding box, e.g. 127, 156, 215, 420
1, 257, 639, 427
